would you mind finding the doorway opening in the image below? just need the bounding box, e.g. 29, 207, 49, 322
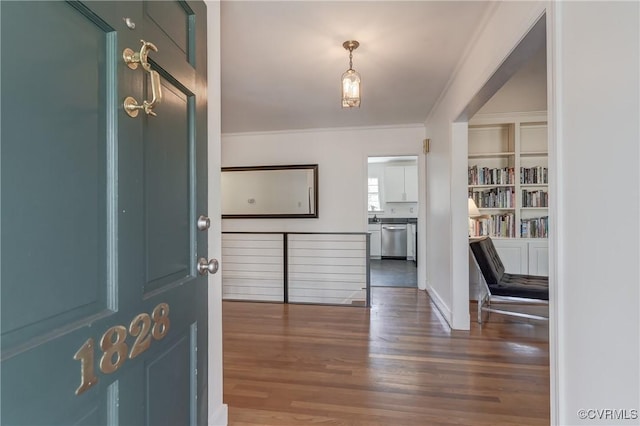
367, 156, 418, 288
465, 15, 549, 320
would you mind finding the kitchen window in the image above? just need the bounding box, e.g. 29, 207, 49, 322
368, 178, 382, 211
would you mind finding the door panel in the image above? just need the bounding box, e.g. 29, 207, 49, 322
144, 1, 192, 59
1, 1, 209, 425
2, 329, 111, 425
142, 2, 197, 90
146, 329, 194, 426
1, 0, 110, 343
74, 407, 102, 426
144, 78, 193, 294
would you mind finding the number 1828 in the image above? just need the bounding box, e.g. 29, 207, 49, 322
73, 303, 170, 395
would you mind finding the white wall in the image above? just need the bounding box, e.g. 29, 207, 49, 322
478, 43, 547, 114
221, 125, 427, 289
205, 2, 227, 425
426, 0, 640, 424
222, 125, 424, 232
424, 1, 547, 330
551, 2, 639, 424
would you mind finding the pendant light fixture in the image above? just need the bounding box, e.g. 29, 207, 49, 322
341, 40, 361, 108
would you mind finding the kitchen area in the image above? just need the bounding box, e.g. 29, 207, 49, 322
367, 156, 418, 287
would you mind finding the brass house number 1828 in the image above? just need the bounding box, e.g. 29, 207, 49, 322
73, 303, 170, 395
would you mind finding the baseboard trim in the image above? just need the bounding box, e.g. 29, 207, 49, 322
425, 284, 453, 327
209, 403, 228, 426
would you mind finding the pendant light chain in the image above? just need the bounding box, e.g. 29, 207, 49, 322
349, 49, 353, 71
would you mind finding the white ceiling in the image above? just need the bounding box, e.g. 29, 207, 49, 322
220, 1, 492, 134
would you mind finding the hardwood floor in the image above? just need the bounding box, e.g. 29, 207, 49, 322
223, 287, 549, 425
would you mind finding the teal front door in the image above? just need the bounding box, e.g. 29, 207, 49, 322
1, 1, 211, 424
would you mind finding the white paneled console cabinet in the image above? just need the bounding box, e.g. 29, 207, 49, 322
492, 238, 548, 276
527, 240, 549, 277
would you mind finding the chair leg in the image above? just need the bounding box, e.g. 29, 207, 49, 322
486, 298, 491, 323
477, 294, 485, 324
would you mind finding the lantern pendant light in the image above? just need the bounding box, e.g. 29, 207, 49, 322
341, 40, 361, 108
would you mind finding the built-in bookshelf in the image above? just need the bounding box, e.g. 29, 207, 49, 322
468, 113, 548, 239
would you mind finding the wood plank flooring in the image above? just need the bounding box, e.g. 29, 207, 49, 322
223, 287, 549, 425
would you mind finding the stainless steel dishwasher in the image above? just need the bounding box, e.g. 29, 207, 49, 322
381, 224, 407, 258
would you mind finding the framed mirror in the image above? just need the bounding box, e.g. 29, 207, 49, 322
221, 164, 318, 218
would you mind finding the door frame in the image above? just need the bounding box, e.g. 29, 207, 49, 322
204, 2, 227, 425
364, 151, 427, 293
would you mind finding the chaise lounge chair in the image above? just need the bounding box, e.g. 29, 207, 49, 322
469, 236, 549, 323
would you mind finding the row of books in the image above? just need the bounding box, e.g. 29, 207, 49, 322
522, 190, 549, 207
470, 215, 549, 239
521, 166, 548, 184
521, 216, 549, 238
469, 187, 515, 209
468, 166, 515, 185
468, 166, 548, 185
470, 213, 516, 238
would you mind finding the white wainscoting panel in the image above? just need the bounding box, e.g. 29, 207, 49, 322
288, 234, 367, 305
492, 239, 529, 274
528, 241, 549, 276
222, 233, 284, 302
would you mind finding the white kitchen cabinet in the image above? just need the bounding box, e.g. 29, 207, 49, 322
385, 165, 418, 202
384, 166, 405, 202
368, 223, 381, 259
404, 165, 418, 201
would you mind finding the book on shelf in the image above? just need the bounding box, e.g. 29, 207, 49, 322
470, 212, 515, 238
469, 187, 515, 209
521, 216, 549, 238
468, 165, 515, 185
520, 166, 548, 184
521, 189, 549, 207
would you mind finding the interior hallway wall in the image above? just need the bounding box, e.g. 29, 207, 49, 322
424, 0, 639, 424
221, 125, 427, 289
424, 1, 547, 330
551, 2, 639, 423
